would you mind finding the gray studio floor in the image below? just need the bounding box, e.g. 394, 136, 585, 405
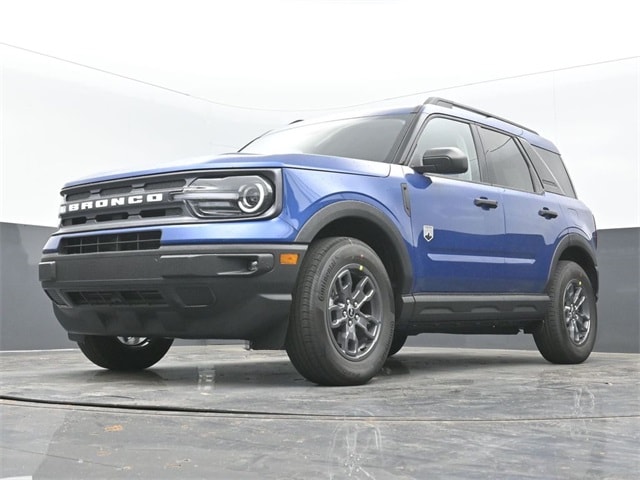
1, 345, 639, 479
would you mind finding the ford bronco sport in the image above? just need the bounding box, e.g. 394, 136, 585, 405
39, 98, 598, 385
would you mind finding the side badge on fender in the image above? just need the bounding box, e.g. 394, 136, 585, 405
423, 225, 434, 242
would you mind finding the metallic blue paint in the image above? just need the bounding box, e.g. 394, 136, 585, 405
63, 154, 391, 188
49, 100, 596, 300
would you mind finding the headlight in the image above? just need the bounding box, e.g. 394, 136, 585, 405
237, 182, 268, 213
174, 175, 275, 218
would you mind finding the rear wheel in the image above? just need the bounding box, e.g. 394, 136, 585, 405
534, 261, 597, 364
77, 335, 173, 371
286, 237, 394, 385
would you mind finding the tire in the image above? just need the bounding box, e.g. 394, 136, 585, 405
534, 261, 597, 364
77, 336, 174, 371
387, 331, 408, 357
285, 237, 395, 386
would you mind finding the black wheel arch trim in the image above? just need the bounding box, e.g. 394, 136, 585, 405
294, 200, 413, 295
547, 233, 599, 296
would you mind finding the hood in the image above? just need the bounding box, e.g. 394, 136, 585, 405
63, 153, 391, 187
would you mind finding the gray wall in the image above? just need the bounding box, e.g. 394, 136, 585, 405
0, 222, 72, 350
0, 223, 227, 350
1, 222, 638, 353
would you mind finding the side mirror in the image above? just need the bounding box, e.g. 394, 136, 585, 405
414, 147, 469, 174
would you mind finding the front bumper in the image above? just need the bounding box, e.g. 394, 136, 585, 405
39, 243, 306, 348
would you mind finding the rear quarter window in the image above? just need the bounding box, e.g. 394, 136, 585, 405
532, 145, 577, 198
519, 140, 564, 195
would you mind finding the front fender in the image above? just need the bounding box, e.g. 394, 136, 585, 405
295, 200, 414, 295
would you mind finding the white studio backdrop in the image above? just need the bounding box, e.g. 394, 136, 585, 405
0, 44, 638, 230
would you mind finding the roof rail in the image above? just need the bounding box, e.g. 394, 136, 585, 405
424, 97, 538, 135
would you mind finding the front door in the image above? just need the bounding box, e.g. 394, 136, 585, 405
406, 116, 507, 293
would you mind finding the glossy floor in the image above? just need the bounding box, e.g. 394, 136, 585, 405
1, 346, 638, 479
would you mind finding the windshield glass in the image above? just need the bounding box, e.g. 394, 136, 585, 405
240, 114, 411, 163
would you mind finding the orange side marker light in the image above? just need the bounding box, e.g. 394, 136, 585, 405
280, 253, 299, 265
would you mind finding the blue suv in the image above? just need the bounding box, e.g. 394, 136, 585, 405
39, 98, 598, 385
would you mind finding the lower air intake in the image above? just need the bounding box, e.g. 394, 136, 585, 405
67, 290, 166, 306
59, 231, 161, 254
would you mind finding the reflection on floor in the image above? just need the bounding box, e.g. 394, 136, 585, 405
1, 346, 639, 479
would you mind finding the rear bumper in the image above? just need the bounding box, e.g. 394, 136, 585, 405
39, 244, 306, 347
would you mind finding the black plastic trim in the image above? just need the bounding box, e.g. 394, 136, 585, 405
547, 234, 599, 296
474, 197, 499, 209
404, 293, 549, 334
294, 200, 413, 294
39, 243, 307, 348
538, 208, 559, 219
401, 183, 411, 217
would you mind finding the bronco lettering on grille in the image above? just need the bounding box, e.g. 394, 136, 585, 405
60, 193, 164, 214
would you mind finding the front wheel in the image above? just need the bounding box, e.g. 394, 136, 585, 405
387, 331, 408, 357
286, 237, 395, 386
534, 261, 597, 364
77, 335, 174, 371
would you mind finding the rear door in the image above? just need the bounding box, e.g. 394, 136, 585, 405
476, 127, 564, 293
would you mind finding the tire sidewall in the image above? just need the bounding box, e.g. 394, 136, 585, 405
303, 239, 394, 381
550, 262, 598, 361
78, 335, 173, 370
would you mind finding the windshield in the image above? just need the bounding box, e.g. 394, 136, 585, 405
240, 114, 411, 163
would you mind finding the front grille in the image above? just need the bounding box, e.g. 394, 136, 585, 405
67, 290, 166, 306
59, 231, 161, 254
59, 174, 189, 228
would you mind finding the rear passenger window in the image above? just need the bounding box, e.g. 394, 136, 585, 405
532, 146, 577, 198
478, 128, 534, 192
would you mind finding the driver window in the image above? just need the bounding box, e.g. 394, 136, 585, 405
411, 118, 480, 181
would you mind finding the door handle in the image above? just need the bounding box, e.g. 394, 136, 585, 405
538, 207, 558, 219
474, 197, 498, 209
